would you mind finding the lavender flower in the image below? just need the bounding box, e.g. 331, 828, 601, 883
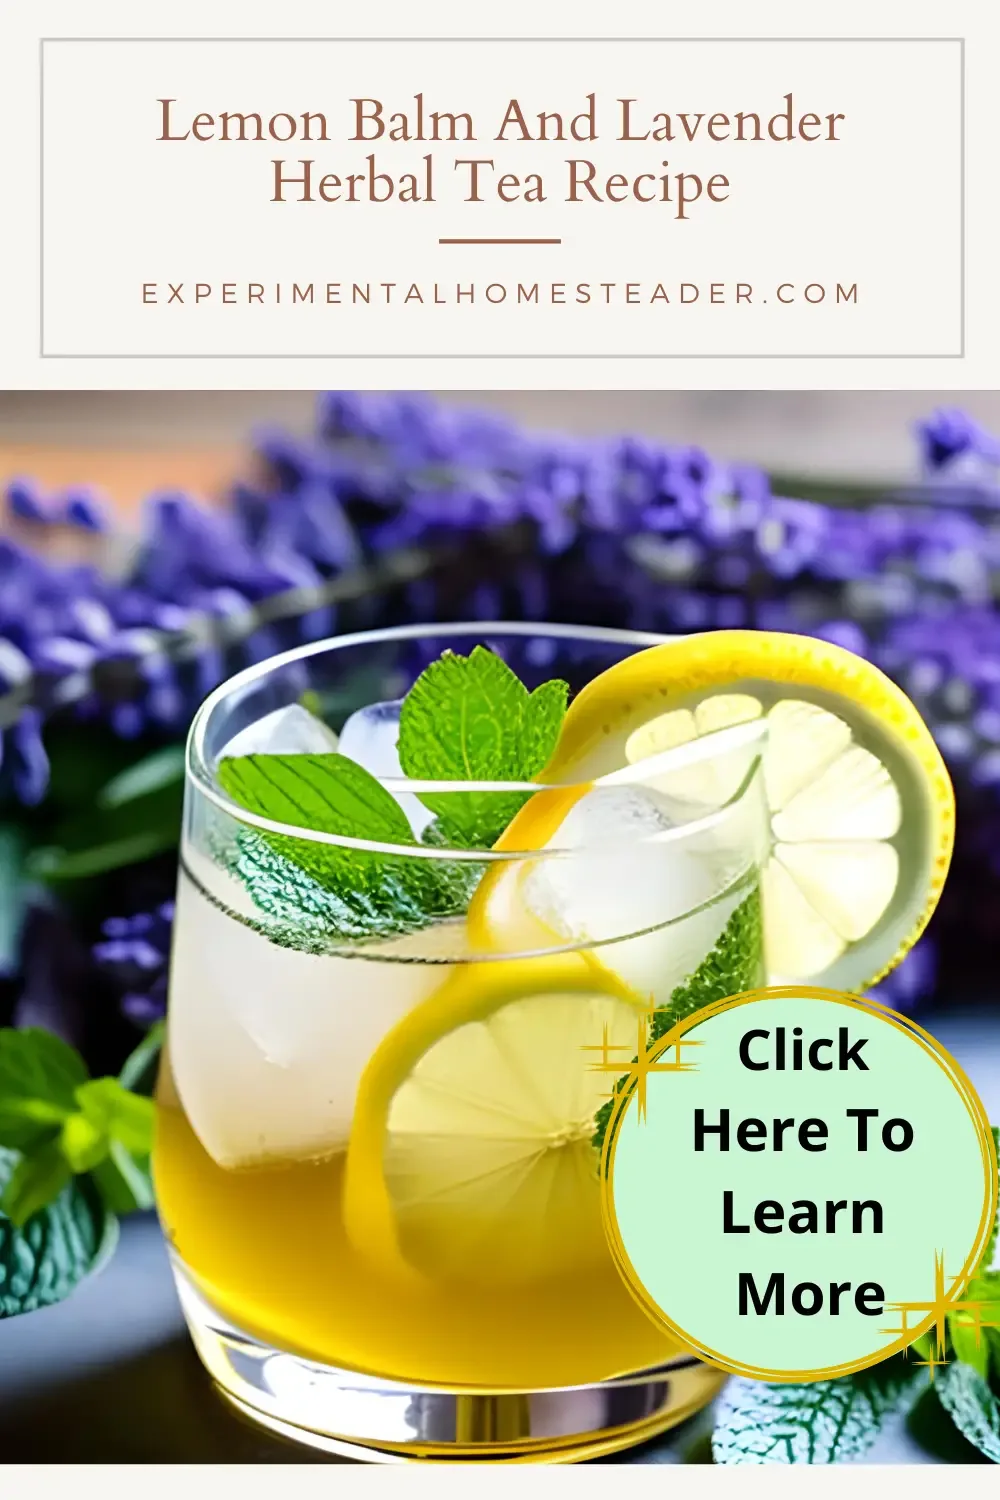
5, 392, 1000, 812
93, 901, 174, 1027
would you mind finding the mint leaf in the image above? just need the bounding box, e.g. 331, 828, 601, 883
712, 1358, 923, 1464
936, 1361, 1000, 1463
1, 1140, 72, 1226
592, 887, 762, 1151
91, 1140, 155, 1215
76, 1078, 156, 1156
218, 753, 480, 944
0, 1027, 158, 1232
0, 1145, 117, 1315
0, 1028, 87, 1151
59, 1112, 109, 1174
218, 752, 414, 847
398, 646, 568, 847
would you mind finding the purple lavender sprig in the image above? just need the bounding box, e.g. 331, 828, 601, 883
93, 901, 174, 1027
7, 392, 1000, 808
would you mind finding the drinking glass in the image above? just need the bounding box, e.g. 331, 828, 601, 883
154, 623, 769, 1461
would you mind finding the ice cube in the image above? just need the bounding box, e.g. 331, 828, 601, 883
521, 786, 751, 1004
168, 848, 466, 1169
221, 702, 339, 760
338, 699, 434, 836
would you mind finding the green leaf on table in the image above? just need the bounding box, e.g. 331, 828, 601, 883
0, 1028, 87, 1151
0, 1025, 158, 1231
59, 1112, 109, 1174
97, 744, 186, 809
218, 753, 479, 943
397, 646, 569, 847
1, 1140, 72, 1225
712, 1357, 924, 1464
90, 1140, 155, 1215
591, 887, 762, 1152
0, 1144, 117, 1315
75, 1078, 155, 1156
936, 1361, 1000, 1463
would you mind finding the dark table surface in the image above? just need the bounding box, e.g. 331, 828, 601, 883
0, 1010, 996, 1465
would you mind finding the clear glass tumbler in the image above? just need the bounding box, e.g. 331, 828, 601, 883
154, 623, 769, 1461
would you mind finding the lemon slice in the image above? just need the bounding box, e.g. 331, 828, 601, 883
342, 953, 643, 1285
544, 630, 954, 991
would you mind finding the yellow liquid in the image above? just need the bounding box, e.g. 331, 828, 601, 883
154, 1100, 675, 1390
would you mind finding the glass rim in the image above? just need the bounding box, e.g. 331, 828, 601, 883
187, 620, 768, 861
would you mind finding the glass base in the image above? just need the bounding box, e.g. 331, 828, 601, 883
172, 1260, 725, 1462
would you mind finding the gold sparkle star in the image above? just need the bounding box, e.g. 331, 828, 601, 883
583, 1011, 703, 1123
882, 1250, 999, 1378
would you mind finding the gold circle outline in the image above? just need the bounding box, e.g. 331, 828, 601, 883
600, 984, 998, 1384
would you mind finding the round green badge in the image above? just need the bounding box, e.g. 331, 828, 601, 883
601, 986, 997, 1381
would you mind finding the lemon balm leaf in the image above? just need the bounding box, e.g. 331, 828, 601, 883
0, 1145, 117, 1314
218, 752, 415, 845
518, 678, 570, 773
217, 754, 479, 941
0, 1028, 88, 1151
1, 1140, 73, 1227
936, 1362, 1000, 1463
76, 1078, 156, 1157
398, 646, 568, 847
91, 1141, 155, 1215
59, 1112, 110, 1174
712, 1359, 923, 1464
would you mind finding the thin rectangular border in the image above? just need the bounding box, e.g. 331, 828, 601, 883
39, 35, 966, 360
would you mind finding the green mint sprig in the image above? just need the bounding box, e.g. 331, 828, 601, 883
0, 1024, 160, 1317
216, 752, 481, 940
218, 647, 569, 941
398, 645, 568, 847
935, 1361, 1000, 1462
711, 1356, 923, 1465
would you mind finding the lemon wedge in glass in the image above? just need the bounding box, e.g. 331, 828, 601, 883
342, 953, 643, 1286
543, 630, 954, 991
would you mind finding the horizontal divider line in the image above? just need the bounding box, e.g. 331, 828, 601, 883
438, 237, 563, 245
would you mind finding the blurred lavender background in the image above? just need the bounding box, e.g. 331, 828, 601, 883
1, 388, 1000, 1076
